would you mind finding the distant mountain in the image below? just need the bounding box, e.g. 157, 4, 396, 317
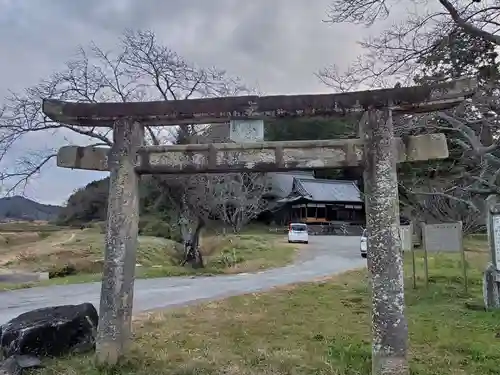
0, 196, 62, 221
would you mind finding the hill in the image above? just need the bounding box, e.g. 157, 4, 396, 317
0, 196, 62, 221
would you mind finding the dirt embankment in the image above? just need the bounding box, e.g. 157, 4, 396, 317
0, 231, 78, 270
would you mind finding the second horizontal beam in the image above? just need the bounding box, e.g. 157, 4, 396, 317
57, 134, 449, 174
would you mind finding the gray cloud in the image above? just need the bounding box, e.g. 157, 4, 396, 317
0, 0, 368, 205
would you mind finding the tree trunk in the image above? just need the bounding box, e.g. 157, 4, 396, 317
231, 210, 244, 233
181, 219, 205, 269
190, 220, 204, 268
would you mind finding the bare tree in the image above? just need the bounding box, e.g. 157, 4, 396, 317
212, 172, 269, 233
386, 93, 499, 232
319, 1, 500, 230
152, 170, 268, 267
0, 29, 253, 265
398, 170, 486, 233
0, 29, 249, 192
320, 0, 500, 89
153, 174, 213, 268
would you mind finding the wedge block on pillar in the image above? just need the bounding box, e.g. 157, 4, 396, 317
57, 146, 109, 171
405, 133, 449, 161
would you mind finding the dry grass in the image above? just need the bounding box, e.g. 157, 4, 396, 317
0, 221, 63, 232
0, 230, 79, 267
0, 231, 42, 247
0, 222, 60, 249
34, 237, 499, 375
0, 228, 297, 290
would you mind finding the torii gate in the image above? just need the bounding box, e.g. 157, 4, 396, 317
42, 77, 476, 375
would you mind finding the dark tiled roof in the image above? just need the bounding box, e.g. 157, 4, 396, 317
290, 178, 362, 202
265, 171, 315, 199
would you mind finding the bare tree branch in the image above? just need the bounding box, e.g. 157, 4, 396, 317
438, 0, 500, 45
321, 1, 500, 231
210, 172, 269, 232
0, 29, 250, 199
323, 0, 500, 89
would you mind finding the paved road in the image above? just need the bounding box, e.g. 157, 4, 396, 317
0, 236, 364, 324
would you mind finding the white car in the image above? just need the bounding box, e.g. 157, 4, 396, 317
288, 223, 309, 244
360, 229, 367, 258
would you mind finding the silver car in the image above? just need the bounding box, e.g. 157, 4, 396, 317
360, 229, 367, 258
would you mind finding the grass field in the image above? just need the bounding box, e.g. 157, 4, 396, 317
0, 225, 297, 290
0, 221, 64, 233
33, 237, 499, 375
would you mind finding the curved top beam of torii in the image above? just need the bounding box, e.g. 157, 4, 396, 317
41, 78, 477, 127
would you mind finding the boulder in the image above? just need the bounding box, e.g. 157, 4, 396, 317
0, 303, 98, 358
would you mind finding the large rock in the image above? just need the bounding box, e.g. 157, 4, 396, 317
0, 303, 98, 358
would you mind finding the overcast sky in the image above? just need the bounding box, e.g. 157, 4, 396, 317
0, 0, 375, 205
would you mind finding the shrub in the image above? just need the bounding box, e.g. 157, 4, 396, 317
212, 248, 245, 268
139, 217, 182, 242
48, 263, 78, 278
45, 258, 104, 278
16, 250, 37, 262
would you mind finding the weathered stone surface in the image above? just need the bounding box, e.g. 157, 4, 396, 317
0, 303, 98, 358
361, 109, 409, 375
484, 195, 500, 310
0, 355, 42, 375
56, 134, 449, 174
95, 119, 141, 366
0, 357, 21, 375
483, 263, 500, 309
42, 77, 477, 126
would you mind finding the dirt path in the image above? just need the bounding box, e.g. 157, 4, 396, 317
51, 232, 76, 247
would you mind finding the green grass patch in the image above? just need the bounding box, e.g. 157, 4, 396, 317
33, 237, 499, 375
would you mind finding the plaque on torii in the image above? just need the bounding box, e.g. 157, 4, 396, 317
42, 77, 477, 373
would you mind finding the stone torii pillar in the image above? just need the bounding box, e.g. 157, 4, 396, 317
360, 107, 406, 374
42, 77, 476, 372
